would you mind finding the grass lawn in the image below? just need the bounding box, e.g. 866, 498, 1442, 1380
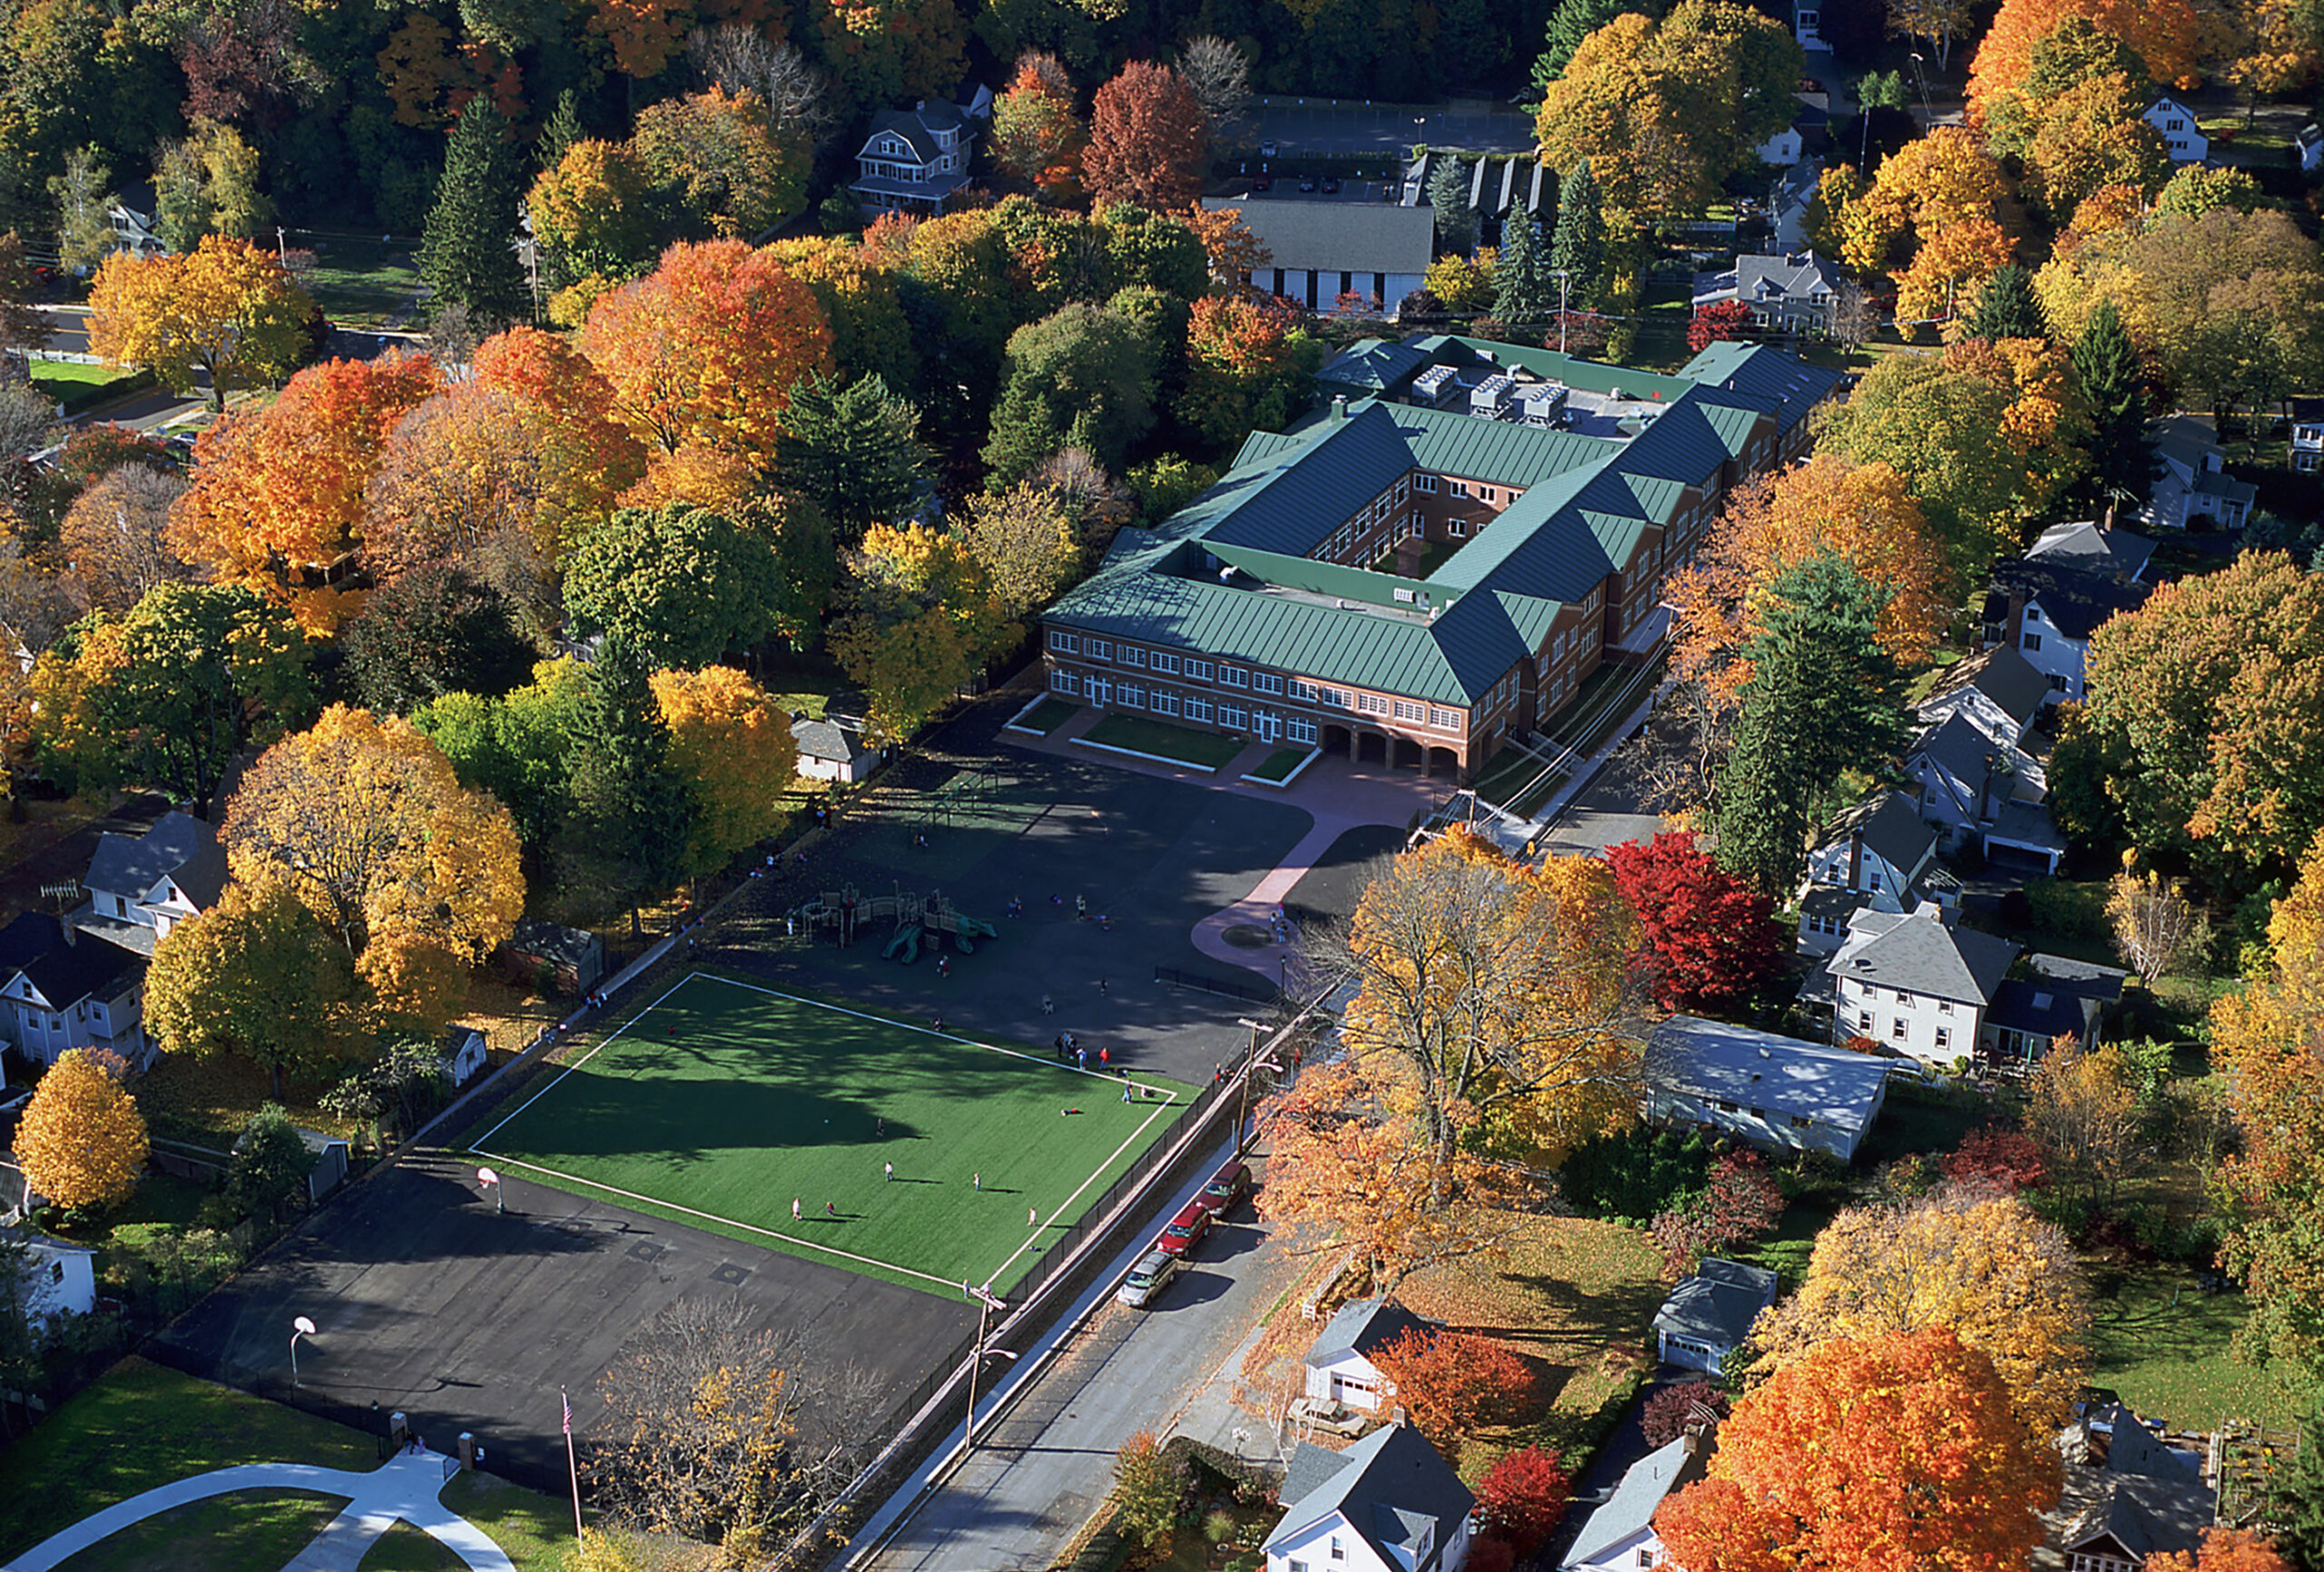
135, 1047, 364, 1148
468, 973, 1196, 1296
1080, 713, 1246, 771
1246, 748, 1310, 783
55, 1489, 350, 1572
0, 1357, 379, 1564
295, 237, 421, 329
356, 1473, 575, 1570
1012, 697, 1078, 734
1858, 1083, 1982, 1166
2088, 1262, 2299, 1433
30, 359, 151, 415
1394, 1214, 1665, 1479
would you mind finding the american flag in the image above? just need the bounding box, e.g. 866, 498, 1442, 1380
562, 1390, 572, 1437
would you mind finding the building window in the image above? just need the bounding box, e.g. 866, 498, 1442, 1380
1118, 683, 1144, 709
1220, 665, 1248, 688
1220, 702, 1248, 729
2022, 633, 2042, 652
1317, 687, 1350, 709
1429, 706, 1462, 729
1639, 1553, 1656, 1569
1186, 695, 1214, 723
1357, 693, 1389, 714
1449, 518, 1466, 537
1896, 990, 1914, 1008
1937, 999, 1953, 1015
1393, 699, 1423, 722
1187, 658, 1215, 683
1088, 675, 1111, 706
1288, 679, 1319, 702
1416, 475, 1439, 494
1935, 1027, 1951, 1051
1151, 652, 1179, 675
1480, 486, 1496, 504
1450, 480, 1471, 498
1286, 716, 1317, 744
1255, 672, 1285, 695
1050, 670, 1079, 695
1330, 1538, 1345, 1562
1119, 646, 1147, 668
1892, 1017, 1909, 1040
1088, 638, 1112, 661
1856, 1010, 1873, 1032
1049, 630, 1078, 653
1153, 692, 1179, 716
1789, 1114, 1812, 1129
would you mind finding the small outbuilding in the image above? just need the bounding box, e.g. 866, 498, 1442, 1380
1304, 1296, 1430, 1414
9, 1230, 96, 1332
1651, 1257, 1778, 1375
440, 1025, 489, 1088
792, 712, 881, 784
499, 919, 606, 995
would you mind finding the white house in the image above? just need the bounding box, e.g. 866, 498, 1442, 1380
2299, 123, 2322, 175
793, 713, 881, 784
1798, 791, 1943, 951
1561, 1434, 1709, 1572
1, 936, 150, 1068
1645, 1015, 1892, 1161
103, 182, 167, 260
1769, 159, 1821, 251
1693, 251, 1837, 333
1756, 123, 1804, 166
2142, 97, 2208, 162
1983, 526, 2154, 704
1791, 3, 1823, 50
2289, 397, 2323, 474
1200, 198, 1434, 318
441, 1025, 488, 1088
8, 1231, 96, 1332
1651, 1257, 1779, 1374
1266, 1422, 1475, 1572
1825, 904, 2020, 1066
1905, 712, 2061, 870
75, 811, 228, 957
2147, 415, 2255, 529
1304, 1296, 1429, 1413
1915, 644, 2048, 751
848, 89, 991, 214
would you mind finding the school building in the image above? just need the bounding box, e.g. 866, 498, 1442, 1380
1038, 334, 1845, 781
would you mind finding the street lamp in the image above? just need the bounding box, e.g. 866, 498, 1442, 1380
478, 1166, 502, 1214
290, 1316, 317, 1389
1908, 54, 1934, 121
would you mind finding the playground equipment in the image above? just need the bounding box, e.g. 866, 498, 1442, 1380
794, 884, 1000, 963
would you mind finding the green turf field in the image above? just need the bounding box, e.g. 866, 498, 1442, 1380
471, 975, 1195, 1297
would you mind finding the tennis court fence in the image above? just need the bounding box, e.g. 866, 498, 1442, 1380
1151, 964, 1281, 1006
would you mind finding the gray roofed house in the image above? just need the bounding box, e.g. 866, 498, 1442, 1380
2028, 520, 2155, 581
793, 712, 880, 784
1200, 197, 1436, 316
1646, 1014, 1892, 1160
1562, 1435, 1709, 1572
1305, 1297, 1432, 1413
1651, 1257, 1779, 1374
1918, 645, 2049, 749
2147, 415, 2255, 529
2, 933, 150, 1068
1692, 251, 1839, 334
2036, 1405, 2214, 1572
1825, 905, 2021, 1067
1801, 791, 1941, 910
849, 88, 990, 214
1265, 1423, 1477, 1572
1984, 528, 2156, 705
1985, 954, 2128, 1066
76, 810, 227, 958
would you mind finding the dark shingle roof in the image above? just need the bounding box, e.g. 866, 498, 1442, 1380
16, 936, 141, 1010
1989, 979, 2102, 1045
792, 714, 872, 765
2050, 1471, 2213, 1564
1990, 556, 2153, 643
507, 919, 600, 968
1305, 1296, 1429, 1369
1914, 712, 2003, 791
84, 811, 220, 904
1828, 909, 2019, 1005
0, 913, 64, 978
1651, 1257, 1778, 1351
1266, 1426, 1475, 1564
1923, 645, 2049, 735
1566, 1437, 1709, 1567
2028, 521, 2154, 580
1817, 791, 1937, 881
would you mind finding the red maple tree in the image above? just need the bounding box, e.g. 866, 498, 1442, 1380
1368, 1328, 1537, 1459
1650, 1151, 1786, 1280
1081, 61, 1209, 211
1474, 1446, 1571, 1557
1605, 831, 1787, 1012
1687, 300, 1757, 351
1944, 1127, 2049, 1194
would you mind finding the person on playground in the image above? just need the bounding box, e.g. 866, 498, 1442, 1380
1042, 992, 1054, 1015
1075, 894, 1088, 919
937, 954, 951, 979
1028, 1206, 1039, 1227
825, 1200, 838, 1216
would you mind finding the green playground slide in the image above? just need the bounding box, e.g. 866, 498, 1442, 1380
883, 923, 922, 962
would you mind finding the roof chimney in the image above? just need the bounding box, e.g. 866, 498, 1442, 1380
1390, 1404, 1409, 1429
1331, 395, 1348, 424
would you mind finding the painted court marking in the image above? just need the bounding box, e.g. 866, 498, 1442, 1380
469, 973, 1185, 1294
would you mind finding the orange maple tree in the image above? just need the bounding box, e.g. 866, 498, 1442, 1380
990, 52, 1083, 194
1967, 0, 2202, 120
1655, 1328, 2061, 1572
580, 239, 832, 467
1082, 61, 1209, 211
169, 349, 444, 634
1368, 1327, 1538, 1459
2150, 1529, 2297, 1572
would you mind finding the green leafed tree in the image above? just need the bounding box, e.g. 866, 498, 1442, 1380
419, 95, 529, 324
1531, 0, 1628, 94
1714, 553, 1910, 897
1428, 158, 1475, 255
981, 303, 1158, 486
561, 637, 697, 912
773, 372, 931, 542
1964, 263, 2046, 341
340, 563, 537, 715
413, 656, 593, 857
2071, 299, 2152, 508
562, 503, 783, 670
1493, 211, 1555, 329
1548, 158, 1604, 309
49, 145, 115, 276
226, 1104, 318, 1223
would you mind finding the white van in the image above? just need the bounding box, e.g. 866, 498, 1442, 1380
1117, 1249, 1180, 1309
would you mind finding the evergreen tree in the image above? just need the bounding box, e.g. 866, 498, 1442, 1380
2258, 1399, 2324, 1572
563, 637, 696, 913
1713, 554, 1909, 898
419, 96, 528, 325
1964, 264, 2045, 341
1530, 0, 1628, 94
1492, 214, 1554, 329
1428, 158, 1475, 255
1548, 158, 1605, 310
774, 372, 932, 542
537, 89, 584, 173
2072, 300, 2153, 507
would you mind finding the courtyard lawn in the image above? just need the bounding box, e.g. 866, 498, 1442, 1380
1080, 714, 1246, 771
0, 1357, 377, 1564
30, 360, 151, 415
55, 1490, 349, 1572
2087, 1262, 2299, 1433
357, 1473, 575, 1571
1392, 1214, 1666, 1480
468, 973, 1197, 1296
1246, 748, 1311, 783
1012, 697, 1078, 735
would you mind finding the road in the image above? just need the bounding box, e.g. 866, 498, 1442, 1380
1244, 98, 1536, 161
858, 1143, 1310, 1572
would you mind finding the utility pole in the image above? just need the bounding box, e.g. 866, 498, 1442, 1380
1551, 269, 1571, 354
275, 225, 287, 262
1236, 1017, 1262, 1152
962, 1292, 990, 1454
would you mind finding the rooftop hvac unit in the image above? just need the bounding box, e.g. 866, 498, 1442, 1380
1469, 374, 1514, 419
1518, 382, 1569, 427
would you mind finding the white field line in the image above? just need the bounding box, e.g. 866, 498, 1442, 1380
466, 1153, 970, 1292
473, 970, 1192, 1296
467, 973, 697, 1152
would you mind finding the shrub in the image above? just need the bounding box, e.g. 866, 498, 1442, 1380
1112, 1430, 1189, 1549
1474, 1446, 1571, 1557
1467, 1534, 1516, 1572
1641, 1380, 1730, 1448
1560, 1125, 1716, 1219
1944, 1127, 2048, 1193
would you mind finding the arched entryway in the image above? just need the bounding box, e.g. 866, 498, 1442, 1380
1355, 732, 1389, 764
1322, 724, 1354, 757
1427, 746, 1462, 777
1392, 737, 1424, 771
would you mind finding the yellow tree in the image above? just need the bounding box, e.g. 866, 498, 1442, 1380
222, 704, 524, 1032
1873, 128, 2011, 234
951, 481, 1081, 621
15, 1047, 147, 1212
145, 883, 359, 1099
650, 665, 797, 877
2025, 1040, 2146, 1209
1182, 204, 1270, 296
2021, 74, 2172, 221
1893, 216, 2016, 335
1752, 1184, 2093, 1436
1667, 455, 1945, 707
86, 235, 314, 411
832, 523, 1006, 742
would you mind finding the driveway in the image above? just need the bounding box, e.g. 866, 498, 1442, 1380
857, 1145, 1310, 1572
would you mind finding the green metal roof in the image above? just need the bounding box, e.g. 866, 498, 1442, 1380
1441, 338, 1699, 402
1206, 542, 1444, 610
1204, 405, 1414, 556
1389, 404, 1622, 489
1317, 338, 1433, 395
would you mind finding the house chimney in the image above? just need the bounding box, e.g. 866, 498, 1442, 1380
1390, 1404, 1409, 1428
1331, 395, 1348, 424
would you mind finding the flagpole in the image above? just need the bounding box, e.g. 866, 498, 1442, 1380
562, 1388, 584, 1543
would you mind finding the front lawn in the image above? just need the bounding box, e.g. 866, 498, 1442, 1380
1011, 697, 1078, 735
56, 1489, 349, 1572
1857, 1080, 1984, 1166
2086, 1262, 2298, 1433
1246, 748, 1311, 783
30, 359, 153, 415
1080, 713, 1246, 771
356, 1473, 575, 1570
294, 237, 421, 329
0, 1357, 379, 1563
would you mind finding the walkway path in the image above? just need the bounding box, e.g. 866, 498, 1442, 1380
3, 1452, 515, 1572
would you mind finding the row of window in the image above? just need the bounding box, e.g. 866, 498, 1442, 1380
1049, 633, 1463, 730
1853, 1008, 1953, 1050
1844, 978, 1955, 1014
1705, 1095, 1818, 1132
1049, 671, 1320, 744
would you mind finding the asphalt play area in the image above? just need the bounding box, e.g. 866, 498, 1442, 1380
470, 974, 1196, 1296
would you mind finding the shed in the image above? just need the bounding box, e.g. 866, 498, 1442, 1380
1651, 1257, 1778, 1374
232, 1124, 350, 1204
9, 1231, 96, 1331
793, 712, 881, 784
1304, 1296, 1431, 1412
1645, 1015, 1892, 1161
499, 919, 606, 995
441, 1025, 488, 1088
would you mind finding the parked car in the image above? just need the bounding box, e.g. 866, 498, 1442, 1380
1196, 1159, 1250, 1217
1117, 1248, 1181, 1308
1254, 175, 1273, 192
1154, 1199, 1210, 1256
1320, 178, 1341, 194
1298, 178, 1316, 192
1259, 141, 1278, 157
